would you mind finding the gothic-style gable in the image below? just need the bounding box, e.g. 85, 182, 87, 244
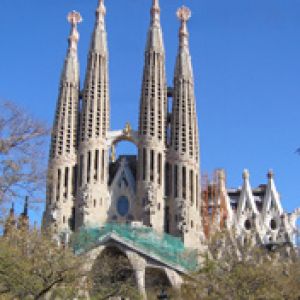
262, 171, 283, 216
237, 170, 258, 217
108, 156, 137, 223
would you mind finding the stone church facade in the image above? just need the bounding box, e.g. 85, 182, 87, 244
43, 0, 203, 249
42, 0, 299, 293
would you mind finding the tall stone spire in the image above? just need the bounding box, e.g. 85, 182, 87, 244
168, 7, 201, 248
137, 0, 167, 233
43, 11, 82, 235
76, 0, 110, 229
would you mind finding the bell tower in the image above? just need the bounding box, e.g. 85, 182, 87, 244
75, 0, 110, 229
137, 0, 168, 233
44, 11, 82, 235
167, 7, 201, 248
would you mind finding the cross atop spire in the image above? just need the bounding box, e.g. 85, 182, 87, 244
67, 11, 82, 53
177, 6, 191, 49
151, 0, 161, 26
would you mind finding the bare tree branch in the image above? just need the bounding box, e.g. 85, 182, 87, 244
0, 100, 49, 212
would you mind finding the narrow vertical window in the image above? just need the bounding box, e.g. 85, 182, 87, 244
190, 169, 194, 205
71, 207, 75, 231
64, 167, 69, 197
79, 155, 83, 186
169, 164, 173, 197
182, 166, 186, 199
165, 162, 169, 196
143, 148, 147, 181
99, 150, 102, 182
57, 169, 61, 201
72, 165, 77, 196
158, 153, 162, 185
94, 149, 99, 181
101, 149, 105, 182
165, 206, 170, 233
150, 150, 154, 181
87, 151, 91, 183
174, 165, 178, 198
196, 174, 199, 209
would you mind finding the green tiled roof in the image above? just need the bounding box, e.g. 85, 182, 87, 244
72, 223, 198, 272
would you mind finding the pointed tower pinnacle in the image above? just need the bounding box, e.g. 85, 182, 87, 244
137, 0, 167, 233
97, 0, 106, 20
62, 11, 82, 83
146, 0, 164, 51
175, 6, 193, 79
22, 196, 29, 217
262, 169, 283, 216
18, 196, 29, 231
91, 0, 108, 54
4, 203, 16, 237
237, 169, 258, 216
68, 11, 82, 52
10, 202, 15, 216
151, 0, 160, 26
177, 6, 191, 48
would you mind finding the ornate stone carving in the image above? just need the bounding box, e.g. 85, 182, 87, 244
67, 11, 82, 26
176, 199, 188, 233
143, 183, 157, 215
78, 186, 93, 216
123, 122, 132, 136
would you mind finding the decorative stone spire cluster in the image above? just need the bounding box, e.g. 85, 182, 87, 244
137, 0, 167, 233
44, 1, 203, 248
4, 197, 30, 236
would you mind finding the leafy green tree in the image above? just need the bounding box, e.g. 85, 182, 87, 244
0, 228, 86, 299
181, 230, 300, 300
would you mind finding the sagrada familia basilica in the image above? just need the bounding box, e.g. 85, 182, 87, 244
41, 0, 299, 294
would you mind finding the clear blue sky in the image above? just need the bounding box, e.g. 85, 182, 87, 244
0, 0, 300, 224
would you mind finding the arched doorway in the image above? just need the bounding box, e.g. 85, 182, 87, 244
145, 267, 172, 299
90, 246, 139, 299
